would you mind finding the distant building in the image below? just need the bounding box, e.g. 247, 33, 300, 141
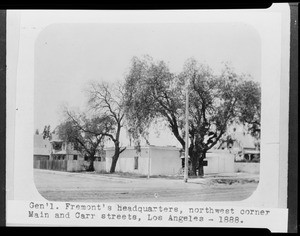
34, 134, 51, 161
33, 133, 84, 161
49, 134, 84, 161
217, 124, 260, 162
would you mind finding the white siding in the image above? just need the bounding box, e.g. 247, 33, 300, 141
104, 147, 234, 176
105, 148, 150, 175
204, 151, 234, 174
105, 146, 181, 176
150, 148, 181, 176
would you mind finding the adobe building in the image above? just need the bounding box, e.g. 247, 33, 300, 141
94, 145, 235, 176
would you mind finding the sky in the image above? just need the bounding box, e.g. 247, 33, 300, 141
34, 22, 261, 147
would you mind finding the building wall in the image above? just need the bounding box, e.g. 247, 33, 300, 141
65, 154, 84, 161
204, 150, 235, 174
104, 147, 234, 176
105, 147, 150, 175
104, 146, 181, 176
94, 161, 106, 173
149, 147, 181, 176
34, 134, 52, 155
234, 162, 260, 174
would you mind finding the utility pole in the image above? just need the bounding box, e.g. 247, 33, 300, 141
183, 77, 189, 183
147, 145, 151, 179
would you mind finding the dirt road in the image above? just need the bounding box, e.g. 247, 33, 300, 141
34, 169, 258, 202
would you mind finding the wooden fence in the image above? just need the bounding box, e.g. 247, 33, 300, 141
34, 160, 68, 171
34, 159, 108, 172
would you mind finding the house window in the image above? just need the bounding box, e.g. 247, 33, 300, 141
74, 142, 79, 151
74, 155, 77, 160
134, 156, 139, 170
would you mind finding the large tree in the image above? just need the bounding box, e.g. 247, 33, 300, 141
58, 110, 114, 171
237, 79, 261, 139
87, 81, 126, 173
124, 56, 261, 176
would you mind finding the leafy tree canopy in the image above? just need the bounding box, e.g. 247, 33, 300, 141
124, 56, 261, 176
57, 110, 115, 171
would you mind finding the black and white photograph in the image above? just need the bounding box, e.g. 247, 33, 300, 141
5, 4, 297, 232
32, 20, 261, 203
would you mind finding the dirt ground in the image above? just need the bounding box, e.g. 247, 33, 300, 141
34, 169, 259, 202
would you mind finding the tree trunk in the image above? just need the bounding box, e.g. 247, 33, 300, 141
191, 161, 197, 176
109, 142, 120, 173
198, 165, 204, 177
189, 149, 198, 177
110, 154, 119, 173
86, 155, 95, 172
198, 150, 207, 177
189, 148, 207, 177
